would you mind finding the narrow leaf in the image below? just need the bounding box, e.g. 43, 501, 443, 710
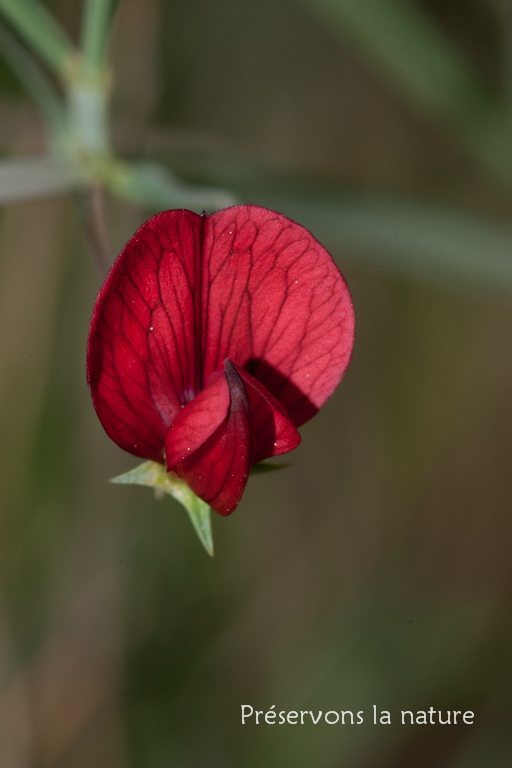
0, 20, 65, 138
169, 148, 512, 294
293, 0, 512, 179
0, 156, 79, 204
109, 161, 237, 213
295, 0, 493, 121
0, 0, 76, 77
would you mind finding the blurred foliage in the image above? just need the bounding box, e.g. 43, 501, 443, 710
0, 0, 511, 766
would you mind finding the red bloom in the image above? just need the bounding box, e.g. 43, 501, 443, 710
87, 205, 355, 515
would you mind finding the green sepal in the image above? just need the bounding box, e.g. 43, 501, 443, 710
250, 461, 290, 474
111, 461, 214, 556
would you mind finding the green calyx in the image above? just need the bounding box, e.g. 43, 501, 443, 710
111, 461, 214, 557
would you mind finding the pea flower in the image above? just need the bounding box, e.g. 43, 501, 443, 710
87, 205, 354, 525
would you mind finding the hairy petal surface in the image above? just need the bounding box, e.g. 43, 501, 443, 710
167, 360, 252, 516
87, 210, 203, 460
201, 205, 355, 426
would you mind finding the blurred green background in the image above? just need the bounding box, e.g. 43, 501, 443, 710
1, 0, 512, 765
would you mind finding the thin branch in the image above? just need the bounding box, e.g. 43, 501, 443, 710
83, 184, 112, 279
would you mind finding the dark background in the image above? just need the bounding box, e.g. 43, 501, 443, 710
0, 0, 511, 765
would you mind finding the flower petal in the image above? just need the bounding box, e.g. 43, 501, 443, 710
166, 360, 252, 516
234, 363, 301, 463
164, 369, 229, 467
87, 210, 203, 461
201, 205, 355, 426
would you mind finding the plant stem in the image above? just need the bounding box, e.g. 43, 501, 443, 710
63, 0, 121, 160
0, 20, 65, 142
0, 0, 75, 77
0, 156, 79, 204
80, 0, 119, 79
66, 76, 111, 157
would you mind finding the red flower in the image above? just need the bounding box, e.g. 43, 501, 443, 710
87, 205, 355, 516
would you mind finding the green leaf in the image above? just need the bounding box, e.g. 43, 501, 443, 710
111, 461, 214, 557
257, 192, 512, 294
164, 148, 512, 294
109, 160, 238, 213
0, 156, 79, 204
0, 20, 65, 139
295, 0, 492, 119
293, 0, 512, 180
